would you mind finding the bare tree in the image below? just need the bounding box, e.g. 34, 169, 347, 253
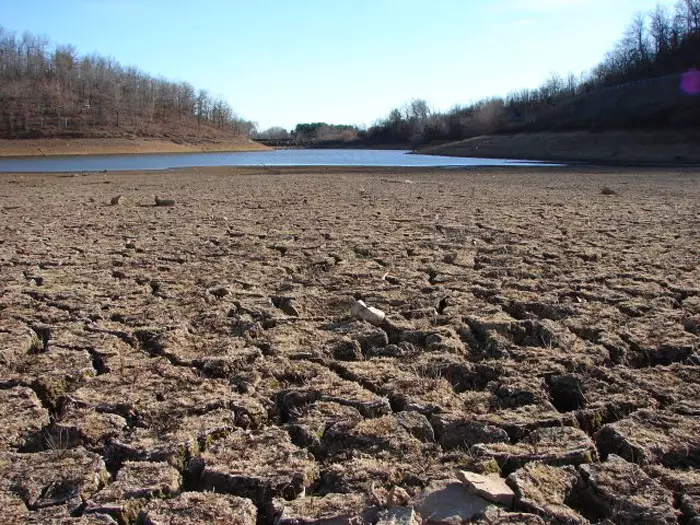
650, 4, 673, 53
675, 0, 700, 34
623, 12, 651, 63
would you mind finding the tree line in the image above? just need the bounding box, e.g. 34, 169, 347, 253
366, 0, 700, 146
255, 122, 359, 142
0, 27, 255, 139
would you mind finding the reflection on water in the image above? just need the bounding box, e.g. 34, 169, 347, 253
0, 148, 558, 173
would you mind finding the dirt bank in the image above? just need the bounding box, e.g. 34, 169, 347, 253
1, 165, 698, 523
0, 137, 269, 157
421, 130, 700, 164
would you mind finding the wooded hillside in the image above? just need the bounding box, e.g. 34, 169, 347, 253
367, 0, 700, 146
0, 27, 255, 140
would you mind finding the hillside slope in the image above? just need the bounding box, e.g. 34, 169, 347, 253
421, 130, 700, 164
0, 27, 257, 148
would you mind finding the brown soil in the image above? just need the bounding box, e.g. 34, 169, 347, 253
0, 165, 698, 524
0, 137, 268, 157
421, 130, 700, 164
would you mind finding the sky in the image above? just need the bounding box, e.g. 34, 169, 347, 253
1, 0, 677, 130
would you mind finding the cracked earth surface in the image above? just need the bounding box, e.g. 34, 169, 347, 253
0, 165, 698, 524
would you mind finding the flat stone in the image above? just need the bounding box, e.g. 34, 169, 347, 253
412, 479, 490, 524
138, 491, 257, 524
595, 409, 700, 467
188, 428, 318, 505
272, 492, 377, 525
0, 386, 50, 451
85, 461, 181, 523
506, 462, 587, 525
456, 470, 514, 507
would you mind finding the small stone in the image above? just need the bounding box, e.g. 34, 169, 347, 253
456, 470, 514, 507
110, 195, 122, 205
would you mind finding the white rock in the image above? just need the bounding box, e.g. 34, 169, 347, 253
351, 300, 386, 326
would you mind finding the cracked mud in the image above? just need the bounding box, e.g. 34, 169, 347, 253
0, 165, 698, 524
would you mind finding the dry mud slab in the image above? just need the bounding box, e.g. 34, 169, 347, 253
0, 165, 698, 524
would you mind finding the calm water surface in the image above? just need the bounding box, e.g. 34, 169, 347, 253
0, 149, 557, 173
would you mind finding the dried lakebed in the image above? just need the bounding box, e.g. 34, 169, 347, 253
0, 165, 698, 524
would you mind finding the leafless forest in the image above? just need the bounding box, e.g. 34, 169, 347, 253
0, 27, 255, 140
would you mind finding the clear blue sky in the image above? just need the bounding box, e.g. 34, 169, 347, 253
1, 0, 676, 130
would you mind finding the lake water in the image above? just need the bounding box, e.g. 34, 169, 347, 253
0, 148, 557, 173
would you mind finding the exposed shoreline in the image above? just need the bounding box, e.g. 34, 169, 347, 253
419, 130, 700, 165
0, 137, 269, 158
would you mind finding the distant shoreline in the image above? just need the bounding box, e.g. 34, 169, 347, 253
0, 137, 269, 158
419, 130, 700, 165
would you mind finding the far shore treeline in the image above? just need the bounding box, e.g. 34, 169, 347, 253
2, 1, 700, 146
